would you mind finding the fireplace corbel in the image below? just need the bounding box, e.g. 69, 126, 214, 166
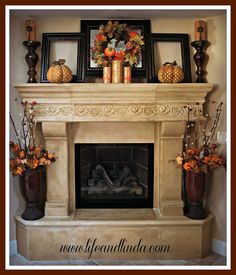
42, 122, 69, 216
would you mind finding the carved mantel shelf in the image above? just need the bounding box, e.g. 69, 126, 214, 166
15, 83, 213, 122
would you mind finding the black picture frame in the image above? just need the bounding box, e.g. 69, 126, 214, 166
40, 33, 85, 83
80, 20, 151, 78
146, 33, 192, 83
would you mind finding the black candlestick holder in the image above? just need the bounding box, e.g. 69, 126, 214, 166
191, 40, 210, 83
23, 40, 41, 83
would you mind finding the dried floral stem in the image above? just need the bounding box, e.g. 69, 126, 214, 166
202, 102, 223, 146
10, 113, 22, 148
183, 106, 193, 150
22, 109, 28, 151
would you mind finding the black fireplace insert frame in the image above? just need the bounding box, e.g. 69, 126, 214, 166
75, 143, 154, 209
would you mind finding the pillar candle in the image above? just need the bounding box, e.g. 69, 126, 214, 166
26, 19, 36, 41
194, 20, 207, 41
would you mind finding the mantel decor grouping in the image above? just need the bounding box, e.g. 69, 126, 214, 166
23, 19, 210, 84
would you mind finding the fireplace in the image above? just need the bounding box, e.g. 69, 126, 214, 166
15, 83, 214, 260
75, 143, 154, 208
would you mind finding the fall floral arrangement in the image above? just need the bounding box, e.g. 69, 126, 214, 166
91, 20, 144, 67
10, 101, 56, 176
172, 102, 226, 174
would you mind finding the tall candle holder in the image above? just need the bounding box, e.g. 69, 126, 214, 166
23, 40, 41, 83
191, 40, 210, 83
23, 22, 40, 83
191, 24, 210, 83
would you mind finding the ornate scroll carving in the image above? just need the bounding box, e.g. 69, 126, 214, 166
35, 103, 203, 121
36, 105, 72, 116
74, 104, 157, 117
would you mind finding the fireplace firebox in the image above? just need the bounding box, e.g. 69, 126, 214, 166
75, 143, 154, 208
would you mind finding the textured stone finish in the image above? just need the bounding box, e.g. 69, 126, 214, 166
15, 211, 213, 261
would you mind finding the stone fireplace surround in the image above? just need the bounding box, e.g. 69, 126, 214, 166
15, 83, 214, 261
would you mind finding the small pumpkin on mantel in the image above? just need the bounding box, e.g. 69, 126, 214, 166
158, 61, 184, 83
47, 59, 73, 83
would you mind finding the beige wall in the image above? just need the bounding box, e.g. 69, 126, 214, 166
153, 14, 227, 242
9, 13, 227, 242
9, 15, 28, 241
203, 15, 227, 242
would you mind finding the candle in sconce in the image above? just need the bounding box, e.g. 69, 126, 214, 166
25, 19, 36, 41
194, 20, 207, 41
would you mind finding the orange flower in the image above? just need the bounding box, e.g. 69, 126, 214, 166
128, 31, 139, 39
39, 157, 46, 165
212, 155, 225, 166
95, 34, 106, 42
183, 160, 199, 172
186, 147, 200, 156
183, 162, 192, 171
114, 51, 125, 61
32, 159, 39, 169
203, 156, 212, 164
13, 166, 24, 176
34, 147, 41, 158
18, 150, 25, 159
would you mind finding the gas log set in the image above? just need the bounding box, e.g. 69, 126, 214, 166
82, 164, 144, 196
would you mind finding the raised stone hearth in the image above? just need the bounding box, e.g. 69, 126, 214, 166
15, 83, 214, 260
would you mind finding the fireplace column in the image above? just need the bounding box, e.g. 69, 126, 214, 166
158, 121, 186, 216
42, 122, 69, 216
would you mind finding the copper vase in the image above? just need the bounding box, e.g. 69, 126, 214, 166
112, 60, 123, 83
124, 66, 132, 83
103, 66, 111, 83
185, 171, 207, 219
19, 167, 46, 220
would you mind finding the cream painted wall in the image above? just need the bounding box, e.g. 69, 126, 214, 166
9, 13, 227, 242
152, 15, 227, 242
9, 15, 28, 241
203, 15, 227, 242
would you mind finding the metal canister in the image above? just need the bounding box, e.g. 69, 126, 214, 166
112, 60, 123, 83
103, 66, 111, 83
123, 66, 132, 83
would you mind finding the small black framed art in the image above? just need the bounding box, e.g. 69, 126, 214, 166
146, 33, 192, 83
40, 33, 85, 83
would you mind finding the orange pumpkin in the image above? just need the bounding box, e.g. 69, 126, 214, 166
104, 47, 115, 57
158, 61, 184, 83
47, 59, 73, 83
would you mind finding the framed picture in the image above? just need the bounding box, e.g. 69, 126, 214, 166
146, 33, 192, 83
40, 33, 85, 83
80, 20, 151, 78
